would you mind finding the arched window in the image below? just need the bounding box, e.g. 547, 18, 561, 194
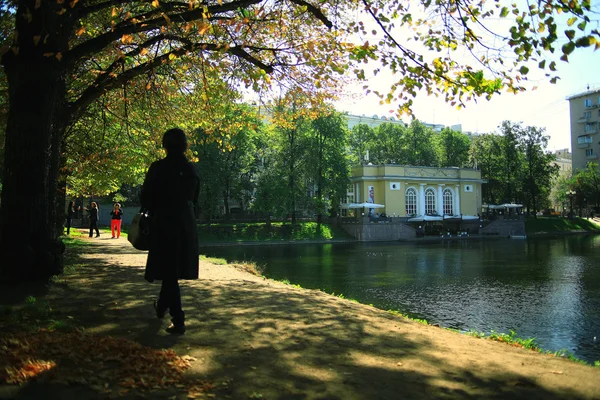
425, 188, 436, 215
405, 187, 417, 215
443, 188, 454, 216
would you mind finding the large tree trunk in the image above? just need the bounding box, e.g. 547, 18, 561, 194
0, 26, 68, 282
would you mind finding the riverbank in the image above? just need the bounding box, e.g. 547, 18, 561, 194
196, 217, 600, 246
1, 234, 599, 399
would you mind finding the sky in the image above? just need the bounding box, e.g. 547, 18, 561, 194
335, 4, 600, 152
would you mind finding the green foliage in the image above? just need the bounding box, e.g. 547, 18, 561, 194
466, 330, 540, 351
348, 124, 375, 165
470, 121, 557, 208
387, 309, 428, 325
191, 103, 266, 221
199, 255, 228, 265
346, 0, 597, 112
551, 349, 590, 365
572, 163, 600, 210
308, 109, 351, 219
197, 222, 352, 242
437, 128, 471, 168
516, 123, 559, 214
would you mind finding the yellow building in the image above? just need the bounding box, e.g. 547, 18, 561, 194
348, 165, 484, 217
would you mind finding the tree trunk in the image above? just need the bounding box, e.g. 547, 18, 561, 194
55, 152, 69, 235
0, 54, 67, 282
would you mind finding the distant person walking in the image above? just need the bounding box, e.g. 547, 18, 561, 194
141, 128, 200, 335
86, 202, 100, 238
65, 201, 75, 236
110, 203, 124, 239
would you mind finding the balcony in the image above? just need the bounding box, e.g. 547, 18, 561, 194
586, 154, 598, 160
577, 116, 590, 123
578, 142, 590, 149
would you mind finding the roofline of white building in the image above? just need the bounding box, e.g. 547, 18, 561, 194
566, 88, 600, 100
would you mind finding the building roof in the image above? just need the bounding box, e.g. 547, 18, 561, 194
566, 87, 600, 101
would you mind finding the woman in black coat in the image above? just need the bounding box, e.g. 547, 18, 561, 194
140, 128, 199, 334
65, 201, 75, 236
86, 202, 100, 238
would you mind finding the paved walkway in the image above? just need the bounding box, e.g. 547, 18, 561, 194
2, 236, 600, 399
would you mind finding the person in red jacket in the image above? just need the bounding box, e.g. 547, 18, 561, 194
110, 203, 124, 239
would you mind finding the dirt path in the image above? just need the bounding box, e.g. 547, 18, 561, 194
3, 234, 600, 399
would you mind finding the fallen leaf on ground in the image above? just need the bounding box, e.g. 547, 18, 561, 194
0, 330, 206, 394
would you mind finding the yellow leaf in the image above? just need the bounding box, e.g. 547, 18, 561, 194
121, 34, 133, 44
111, 7, 117, 17
43, 52, 55, 57
152, 0, 159, 8
197, 22, 210, 35
33, 36, 41, 46
69, 0, 79, 8
34, 0, 41, 9
140, 48, 148, 56
55, 52, 62, 61
162, 13, 171, 25
76, 26, 85, 36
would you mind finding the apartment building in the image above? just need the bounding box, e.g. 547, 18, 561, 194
553, 148, 572, 177
568, 88, 600, 171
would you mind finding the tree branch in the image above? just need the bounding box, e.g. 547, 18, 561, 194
287, 0, 332, 29
66, 0, 263, 64
69, 41, 274, 120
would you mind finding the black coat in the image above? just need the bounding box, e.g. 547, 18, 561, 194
87, 207, 99, 222
140, 154, 200, 282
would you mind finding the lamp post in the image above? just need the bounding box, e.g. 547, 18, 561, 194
567, 190, 576, 219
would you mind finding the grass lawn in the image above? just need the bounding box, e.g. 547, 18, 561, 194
525, 217, 600, 234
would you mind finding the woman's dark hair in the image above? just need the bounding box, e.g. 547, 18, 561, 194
162, 128, 188, 154
68, 201, 74, 209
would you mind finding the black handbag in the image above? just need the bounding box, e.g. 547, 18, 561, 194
128, 212, 151, 250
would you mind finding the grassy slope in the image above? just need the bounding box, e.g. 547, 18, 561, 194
525, 217, 600, 234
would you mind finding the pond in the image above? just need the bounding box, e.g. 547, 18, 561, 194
201, 235, 600, 363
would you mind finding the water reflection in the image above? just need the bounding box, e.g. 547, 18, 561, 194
202, 236, 600, 363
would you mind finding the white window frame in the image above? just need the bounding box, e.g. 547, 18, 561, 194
405, 187, 417, 215
425, 188, 436, 215
586, 148, 594, 157
584, 98, 592, 107
443, 188, 454, 216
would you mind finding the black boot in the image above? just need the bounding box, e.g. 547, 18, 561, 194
153, 300, 167, 319
165, 323, 186, 334
166, 311, 185, 334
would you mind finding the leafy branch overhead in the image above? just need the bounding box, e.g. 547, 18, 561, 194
1, 0, 596, 119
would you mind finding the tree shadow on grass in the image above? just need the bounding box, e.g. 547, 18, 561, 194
1, 242, 597, 400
